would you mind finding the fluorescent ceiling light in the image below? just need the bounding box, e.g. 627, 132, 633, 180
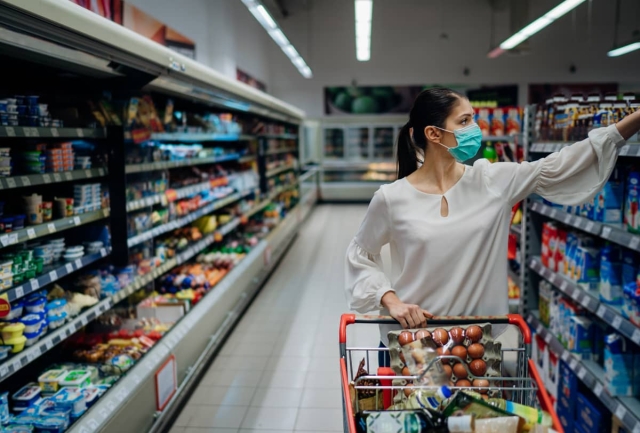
355, 0, 372, 62
608, 42, 640, 57
490, 0, 586, 56
242, 0, 312, 79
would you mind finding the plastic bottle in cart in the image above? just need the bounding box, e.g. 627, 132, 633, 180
355, 409, 474, 433
408, 385, 452, 411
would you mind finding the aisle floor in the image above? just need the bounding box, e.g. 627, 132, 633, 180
169, 204, 385, 433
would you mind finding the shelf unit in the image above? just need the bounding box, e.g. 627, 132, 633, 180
0, 4, 312, 433
519, 105, 640, 431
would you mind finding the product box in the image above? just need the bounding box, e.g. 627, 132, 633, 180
600, 243, 623, 305
565, 232, 578, 277
627, 169, 640, 233
542, 222, 556, 268
622, 250, 637, 287
591, 320, 608, 364
533, 334, 549, 386
476, 108, 491, 137
555, 228, 568, 275
557, 360, 578, 433
547, 350, 559, 399
575, 246, 600, 290
539, 280, 552, 327
604, 332, 634, 396
576, 392, 610, 433
594, 168, 624, 224
569, 316, 593, 359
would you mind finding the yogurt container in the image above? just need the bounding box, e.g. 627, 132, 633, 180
5, 335, 26, 353
45, 300, 67, 318
2, 424, 34, 433
47, 312, 67, 330
2, 300, 24, 321
59, 370, 91, 388
23, 331, 40, 347
33, 416, 68, 433
1, 322, 25, 341
38, 369, 68, 395
0, 391, 9, 424
20, 314, 43, 334
51, 387, 86, 418
81, 387, 101, 408
25, 296, 46, 314
12, 384, 41, 409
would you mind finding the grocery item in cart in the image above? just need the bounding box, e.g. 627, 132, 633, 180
355, 409, 475, 433
442, 391, 525, 430
349, 358, 383, 411
388, 323, 502, 398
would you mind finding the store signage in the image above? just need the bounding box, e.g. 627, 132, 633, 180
155, 355, 177, 411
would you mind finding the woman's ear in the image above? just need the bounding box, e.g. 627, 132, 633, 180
424, 125, 442, 143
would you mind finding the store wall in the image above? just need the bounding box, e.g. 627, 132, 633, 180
126, 0, 273, 89
269, 0, 640, 117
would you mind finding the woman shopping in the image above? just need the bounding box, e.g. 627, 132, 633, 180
345, 87, 640, 368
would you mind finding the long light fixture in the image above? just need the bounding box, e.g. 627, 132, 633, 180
241, 0, 312, 78
355, 0, 372, 61
608, 41, 640, 57
488, 0, 586, 58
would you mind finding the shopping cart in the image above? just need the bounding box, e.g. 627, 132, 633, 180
339, 313, 563, 433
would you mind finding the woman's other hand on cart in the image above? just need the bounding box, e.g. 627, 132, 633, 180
381, 291, 432, 329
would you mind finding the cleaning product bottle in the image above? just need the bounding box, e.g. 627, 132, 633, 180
483, 143, 497, 163
355, 409, 475, 433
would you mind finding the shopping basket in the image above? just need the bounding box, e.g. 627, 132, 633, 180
339, 313, 563, 433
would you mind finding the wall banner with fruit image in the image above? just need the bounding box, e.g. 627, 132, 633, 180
324, 84, 518, 115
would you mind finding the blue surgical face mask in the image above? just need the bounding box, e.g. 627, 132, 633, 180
434, 123, 483, 162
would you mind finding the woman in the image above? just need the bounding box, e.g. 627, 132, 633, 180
345, 87, 640, 368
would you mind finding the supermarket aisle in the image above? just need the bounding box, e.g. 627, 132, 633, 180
170, 204, 384, 432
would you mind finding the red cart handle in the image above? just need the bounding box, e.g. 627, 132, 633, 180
339, 314, 530, 344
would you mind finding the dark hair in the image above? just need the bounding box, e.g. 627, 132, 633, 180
397, 87, 465, 179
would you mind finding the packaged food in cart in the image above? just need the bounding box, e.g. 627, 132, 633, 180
339, 314, 564, 433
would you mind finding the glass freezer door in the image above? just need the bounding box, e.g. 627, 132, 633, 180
373, 126, 395, 159
345, 127, 370, 160
324, 128, 345, 159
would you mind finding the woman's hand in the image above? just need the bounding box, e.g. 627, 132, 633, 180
381, 291, 432, 329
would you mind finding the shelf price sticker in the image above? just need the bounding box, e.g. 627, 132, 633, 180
30, 279, 39, 291
578, 367, 587, 380
49, 270, 58, 282
544, 333, 552, 344
42, 174, 51, 184
20, 176, 31, 187
0, 363, 8, 378
613, 315, 623, 330
65, 263, 73, 274
76, 128, 84, 137
47, 223, 56, 233
594, 382, 604, 397
65, 172, 73, 181
5, 127, 16, 137
563, 214, 572, 224
602, 226, 612, 239
615, 405, 627, 421
632, 329, 640, 345
14, 286, 24, 299
631, 237, 640, 250
5, 178, 16, 188
585, 221, 594, 232
597, 305, 606, 318
26, 228, 36, 240
50, 128, 59, 137
53, 173, 62, 183
569, 358, 579, 370
561, 351, 570, 362
73, 216, 81, 226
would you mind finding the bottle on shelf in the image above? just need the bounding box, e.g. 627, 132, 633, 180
355, 409, 474, 433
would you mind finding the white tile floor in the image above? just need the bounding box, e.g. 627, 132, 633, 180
169, 205, 386, 433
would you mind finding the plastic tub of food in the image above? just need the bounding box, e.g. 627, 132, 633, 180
33, 416, 68, 433
2, 300, 23, 321
51, 387, 86, 418
1, 322, 25, 341
59, 370, 91, 388
0, 345, 10, 360
2, 424, 36, 433
12, 215, 25, 230
20, 314, 43, 333
4, 335, 26, 353
12, 384, 41, 409
38, 369, 68, 395
81, 387, 101, 408
64, 246, 84, 255
25, 296, 46, 314
24, 331, 40, 347
46, 299, 67, 318
47, 312, 67, 330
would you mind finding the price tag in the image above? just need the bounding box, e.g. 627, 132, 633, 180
51, 128, 59, 137
5, 178, 16, 188
83, 169, 91, 178
102, 208, 108, 217
7, 233, 17, 246
76, 128, 84, 137
631, 237, 640, 250
544, 333, 552, 344
5, 126, 16, 137
75, 259, 82, 269
30, 279, 39, 291
578, 367, 587, 380
580, 294, 591, 308
79, 316, 88, 326
20, 176, 31, 187
73, 216, 81, 226
560, 280, 568, 291
47, 223, 56, 233
64, 172, 72, 181
146, 197, 154, 206
615, 405, 627, 421
27, 351, 37, 362
602, 226, 612, 238
100, 248, 107, 257
550, 209, 557, 219
12, 359, 21, 372
594, 382, 603, 397
570, 358, 578, 370
561, 351, 570, 362
613, 316, 623, 329
98, 168, 105, 176
0, 363, 8, 378
53, 173, 61, 183
597, 305, 606, 318
49, 270, 58, 281
632, 329, 640, 345
42, 174, 51, 184
65, 263, 73, 273
563, 214, 572, 224
14, 286, 24, 298
26, 228, 36, 239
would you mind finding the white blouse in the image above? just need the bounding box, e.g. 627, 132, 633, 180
345, 125, 626, 345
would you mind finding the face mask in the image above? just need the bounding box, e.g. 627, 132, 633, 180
434, 123, 483, 162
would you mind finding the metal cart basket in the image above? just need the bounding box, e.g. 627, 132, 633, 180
339, 313, 563, 433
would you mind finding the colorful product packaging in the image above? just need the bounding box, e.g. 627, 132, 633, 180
604, 333, 634, 396
600, 243, 623, 305
568, 316, 593, 359
556, 361, 578, 433
594, 167, 624, 224
575, 246, 600, 290
555, 228, 567, 275
576, 392, 611, 433
626, 169, 640, 233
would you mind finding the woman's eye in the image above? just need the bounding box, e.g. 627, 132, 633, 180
461, 119, 468, 125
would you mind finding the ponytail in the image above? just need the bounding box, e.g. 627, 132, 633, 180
396, 87, 465, 180
396, 122, 423, 179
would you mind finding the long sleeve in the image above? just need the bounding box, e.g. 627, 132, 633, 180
345, 188, 393, 313
483, 124, 626, 206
